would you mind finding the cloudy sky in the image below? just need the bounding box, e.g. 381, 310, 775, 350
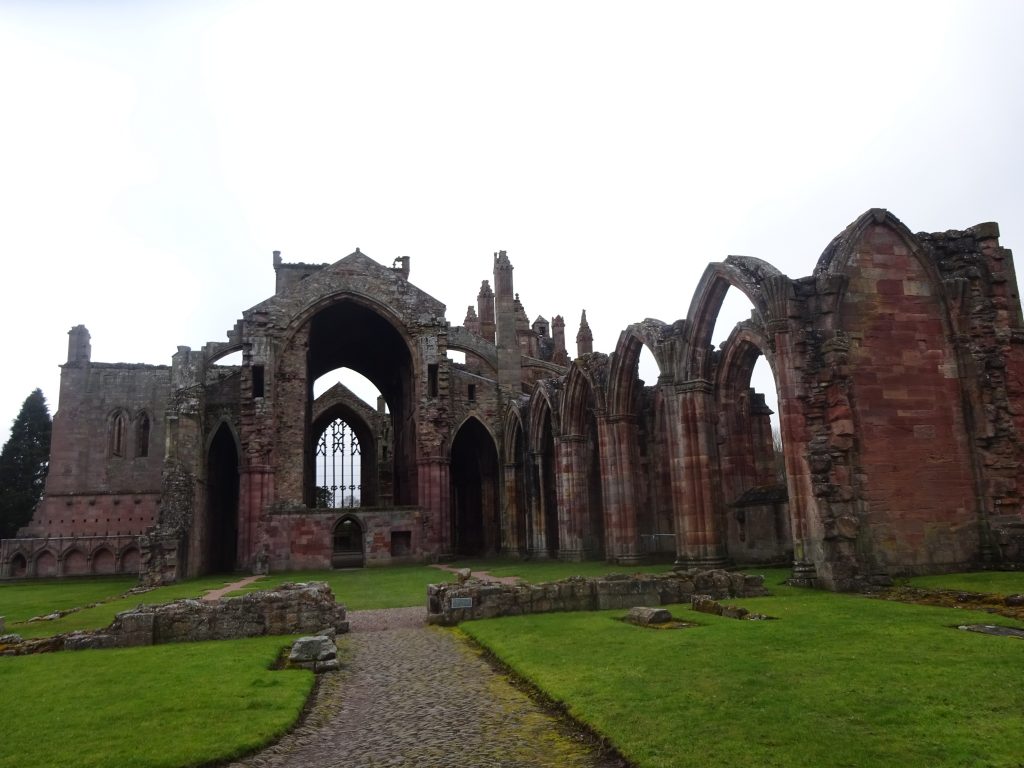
1, 0, 1023, 443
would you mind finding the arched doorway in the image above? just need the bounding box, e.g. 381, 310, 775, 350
332, 515, 365, 568
305, 301, 417, 508
450, 418, 500, 556
205, 423, 240, 573
715, 326, 792, 564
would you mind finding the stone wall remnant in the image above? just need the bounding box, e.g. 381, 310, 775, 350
426, 569, 767, 625
1, 582, 347, 655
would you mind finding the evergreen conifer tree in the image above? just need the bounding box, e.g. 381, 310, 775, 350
0, 389, 52, 539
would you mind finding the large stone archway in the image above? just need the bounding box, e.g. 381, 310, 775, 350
450, 417, 500, 556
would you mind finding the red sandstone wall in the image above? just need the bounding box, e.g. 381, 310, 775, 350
840, 225, 977, 571
262, 508, 425, 570
26, 364, 169, 539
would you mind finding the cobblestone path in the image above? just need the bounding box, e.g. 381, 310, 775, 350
228, 607, 621, 768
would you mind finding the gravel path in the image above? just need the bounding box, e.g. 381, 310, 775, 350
227, 607, 621, 768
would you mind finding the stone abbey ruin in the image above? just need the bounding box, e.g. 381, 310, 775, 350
3, 209, 1024, 590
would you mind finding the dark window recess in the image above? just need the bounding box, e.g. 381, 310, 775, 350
252, 365, 265, 398
428, 364, 438, 397
333, 519, 361, 553
391, 531, 412, 556
111, 413, 126, 457
136, 414, 150, 458
468, 384, 476, 401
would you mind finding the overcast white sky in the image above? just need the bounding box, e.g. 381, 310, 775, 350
2, 0, 1023, 444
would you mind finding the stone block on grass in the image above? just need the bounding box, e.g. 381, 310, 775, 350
627, 606, 673, 626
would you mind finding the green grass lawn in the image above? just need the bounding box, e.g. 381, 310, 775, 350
907, 570, 1024, 595
0, 635, 312, 768
7, 563, 1022, 768
2, 575, 239, 638
229, 559, 678, 608
0, 575, 137, 625
226, 564, 452, 610
462, 581, 1024, 768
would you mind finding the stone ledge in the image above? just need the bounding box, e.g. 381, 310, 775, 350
426, 569, 768, 625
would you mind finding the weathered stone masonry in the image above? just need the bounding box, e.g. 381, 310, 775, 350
1, 582, 348, 655
3, 209, 1023, 589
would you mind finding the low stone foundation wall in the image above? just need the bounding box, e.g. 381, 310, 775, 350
2, 582, 348, 655
426, 569, 768, 626
992, 516, 1024, 565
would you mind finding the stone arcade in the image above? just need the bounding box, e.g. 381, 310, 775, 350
3, 209, 1024, 589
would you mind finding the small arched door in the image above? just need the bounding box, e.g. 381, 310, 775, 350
332, 515, 365, 568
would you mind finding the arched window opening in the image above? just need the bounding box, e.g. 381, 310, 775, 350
314, 367, 386, 412
110, 412, 127, 457
638, 344, 659, 387
213, 350, 243, 366
136, 413, 151, 458
713, 291, 792, 566
316, 418, 362, 508
713, 288, 779, 431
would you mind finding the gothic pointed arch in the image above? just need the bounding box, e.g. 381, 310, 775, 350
682, 257, 787, 380
8, 551, 27, 578
135, 410, 152, 458
562, 354, 609, 436
502, 400, 526, 465
61, 546, 89, 576
288, 294, 421, 510
714, 321, 793, 564
310, 385, 379, 508
449, 416, 501, 556
200, 421, 240, 574
826, 208, 979, 574
34, 548, 57, 577
500, 400, 529, 555
108, 409, 129, 458
91, 546, 116, 575
527, 380, 562, 449
526, 383, 560, 556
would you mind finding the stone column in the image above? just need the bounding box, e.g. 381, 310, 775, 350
239, 461, 273, 570
417, 458, 451, 557
670, 380, 727, 568
528, 451, 550, 557
597, 414, 642, 563
500, 462, 521, 555
771, 326, 819, 584
554, 434, 589, 560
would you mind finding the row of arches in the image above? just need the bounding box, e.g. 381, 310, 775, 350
486, 257, 797, 567
184, 214, 1003, 586
6, 542, 141, 578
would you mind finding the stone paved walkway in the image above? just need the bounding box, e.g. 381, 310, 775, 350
202, 575, 264, 602
227, 607, 621, 768
429, 563, 522, 585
